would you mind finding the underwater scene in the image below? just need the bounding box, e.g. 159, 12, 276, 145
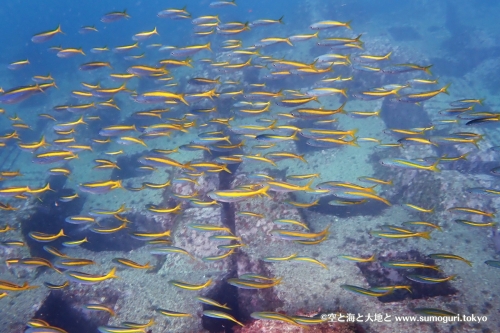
1, 0, 500, 332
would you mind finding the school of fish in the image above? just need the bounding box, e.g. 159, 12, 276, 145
0, 1, 499, 332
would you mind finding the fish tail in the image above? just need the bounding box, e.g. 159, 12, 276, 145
299, 154, 307, 163
345, 54, 351, 64
57, 24, 64, 34
206, 42, 212, 52
385, 51, 392, 60
424, 65, 433, 75
259, 185, 271, 198
179, 94, 189, 105
108, 267, 119, 279
304, 179, 314, 191
338, 101, 348, 114
286, 38, 293, 46
184, 161, 195, 171
278, 15, 284, 24
418, 231, 432, 240
351, 137, 360, 147
429, 159, 441, 172
309, 58, 318, 69
340, 88, 348, 97
441, 83, 450, 94
273, 277, 283, 286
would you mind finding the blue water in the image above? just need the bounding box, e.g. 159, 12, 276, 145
1, 1, 500, 332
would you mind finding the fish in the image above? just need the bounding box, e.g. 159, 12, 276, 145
262, 253, 298, 262
57, 48, 85, 58
383, 63, 433, 75
208, 185, 270, 203
169, 278, 212, 290
31, 25, 63, 43
101, 10, 130, 23
448, 207, 495, 217
112, 258, 152, 269
381, 261, 441, 271
62, 237, 88, 247
310, 20, 352, 30
450, 98, 484, 107
79, 180, 123, 194
133, 27, 159, 41
84, 304, 116, 316
44, 281, 70, 290
396, 84, 450, 103
0, 84, 42, 104
8, 59, 30, 70
339, 254, 376, 262
273, 219, 309, 230
404, 204, 434, 213
171, 42, 212, 57
98, 326, 146, 333
290, 256, 328, 269
406, 274, 457, 284
157, 7, 190, 19
412, 308, 458, 317
65, 267, 118, 284
370, 230, 432, 240
271, 226, 329, 241
54, 258, 95, 269
485, 260, 500, 269
228, 277, 282, 289
65, 215, 96, 225
380, 158, 440, 172
250, 16, 284, 26
203, 310, 244, 326
402, 221, 442, 231
202, 248, 235, 261
130, 230, 171, 241
79, 61, 112, 71
335, 190, 390, 206
250, 311, 307, 328
340, 284, 394, 297
25, 326, 68, 333
150, 246, 195, 259
187, 224, 232, 234
121, 319, 155, 329
0, 279, 38, 291
454, 220, 497, 227
317, 181, 376, 193
79, 25, 98, 34
29, 229, 65, 242
155, 309, 192, 317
